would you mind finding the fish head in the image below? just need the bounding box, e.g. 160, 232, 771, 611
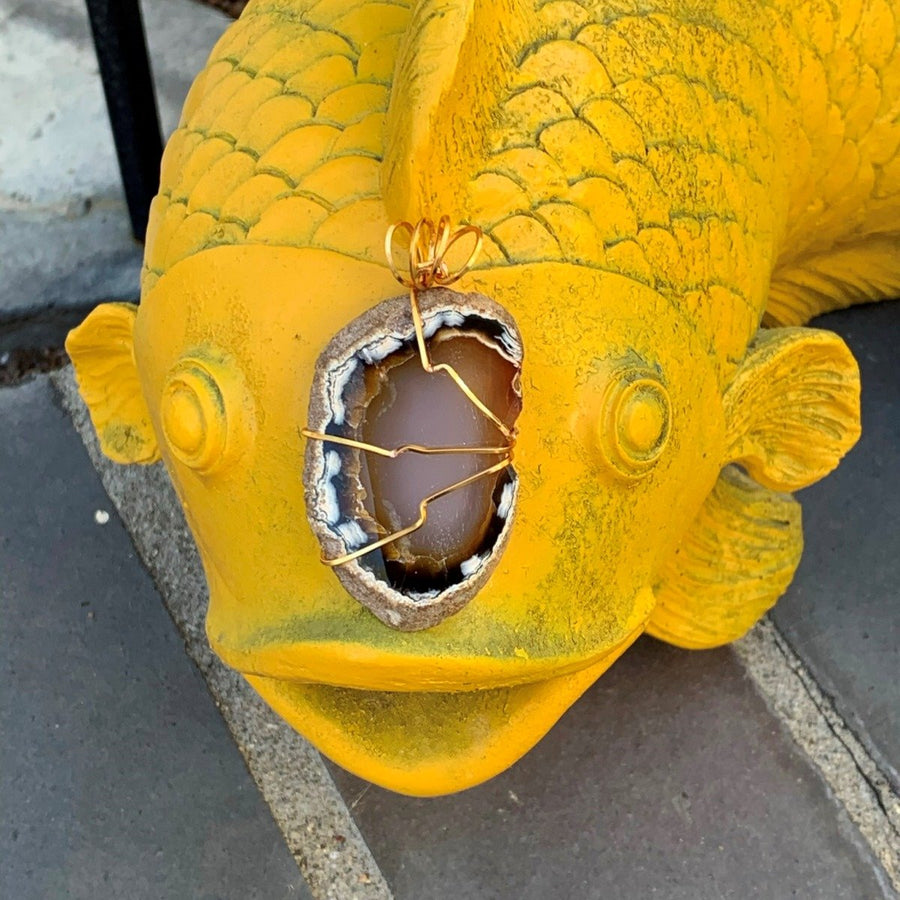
65, 239, 733, 795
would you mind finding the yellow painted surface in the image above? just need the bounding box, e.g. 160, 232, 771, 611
66, 0, 897, 795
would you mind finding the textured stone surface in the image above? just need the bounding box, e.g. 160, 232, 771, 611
0, 0, 229, 337
0, 377, 306, 899
772, 300, 900, 790
329, 636, 889, 900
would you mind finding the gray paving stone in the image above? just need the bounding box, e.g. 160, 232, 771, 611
328, 636, 888, 899
772, 299, 900, 791
0, 377, 308, 900
0, 0, 229, 338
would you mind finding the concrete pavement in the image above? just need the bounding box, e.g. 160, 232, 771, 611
1, 377, 307, 899
0, 0, 230, 348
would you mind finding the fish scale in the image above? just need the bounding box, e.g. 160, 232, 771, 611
144, 0, 900, 384
143, 0, 411, 290
386, 0, 899, 380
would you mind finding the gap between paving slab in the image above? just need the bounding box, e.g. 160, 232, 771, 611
326, 635, 893, 899
735, 622, 900, 894
770, 302, 900, 793
53, 365, 899, 899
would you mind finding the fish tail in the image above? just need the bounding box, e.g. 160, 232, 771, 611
765, 236, 900, 326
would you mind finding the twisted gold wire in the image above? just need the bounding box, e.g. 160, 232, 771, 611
310, 456, 513, 568
305, 217, 516, 568
300, 431, 510, 459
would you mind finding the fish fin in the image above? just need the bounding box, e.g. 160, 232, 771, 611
65, 303, 161, 465
723, 327, 860, 492
765, 236, 900, 326
383, 0, 476, 220
383, 0, 533, 224
646, 466, 802, 650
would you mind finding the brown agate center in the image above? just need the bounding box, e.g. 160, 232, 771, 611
357, 331, 520, 581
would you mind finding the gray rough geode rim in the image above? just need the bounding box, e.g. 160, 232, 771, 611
303, 287, 522, 631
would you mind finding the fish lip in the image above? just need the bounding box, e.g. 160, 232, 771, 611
221, 628, 643, 691
208, 585, 657, 693
302, 287, 523, 631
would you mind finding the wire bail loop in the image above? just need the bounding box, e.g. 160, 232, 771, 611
386, 216, 484, 291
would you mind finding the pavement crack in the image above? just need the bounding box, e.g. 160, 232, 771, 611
735, 617, 900, 898
772, 626, 899, 831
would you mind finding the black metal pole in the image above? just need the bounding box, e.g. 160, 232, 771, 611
84, 0, 163, 241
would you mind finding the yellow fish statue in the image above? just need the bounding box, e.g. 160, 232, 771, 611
66, 0, 899, 795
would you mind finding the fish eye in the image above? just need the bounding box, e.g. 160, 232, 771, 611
160, 357, 250, 474
598, 369, 671, 479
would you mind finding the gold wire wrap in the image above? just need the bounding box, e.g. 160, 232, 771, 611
303, 217, 517, 568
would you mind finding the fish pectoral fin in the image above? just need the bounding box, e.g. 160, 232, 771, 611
646, 465, 801, 650
723, 327, 860, 492
65, 303, 160, 465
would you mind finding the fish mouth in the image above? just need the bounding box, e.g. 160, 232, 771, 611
208, 581, 651, 794
303, 288, 523, 631
216, 609, 650, 692
242, 625, 643, 796
204, 520, 658, 688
